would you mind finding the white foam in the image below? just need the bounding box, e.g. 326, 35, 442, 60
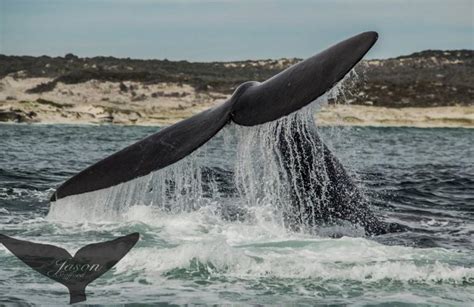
102, 205, 474, 286
114, 234, 473, 284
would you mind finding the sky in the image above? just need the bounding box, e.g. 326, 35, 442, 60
0, 0, 472, 61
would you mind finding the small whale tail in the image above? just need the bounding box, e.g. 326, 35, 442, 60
0, 233, 139, 304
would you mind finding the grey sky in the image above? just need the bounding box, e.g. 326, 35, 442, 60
1, 0, 472, 61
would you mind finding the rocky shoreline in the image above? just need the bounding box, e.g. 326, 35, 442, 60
0, 50, 472, 127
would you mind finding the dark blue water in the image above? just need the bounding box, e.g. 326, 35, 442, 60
0, 123, 473, 305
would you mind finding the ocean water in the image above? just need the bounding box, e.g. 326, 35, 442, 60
0, 117, 473, 305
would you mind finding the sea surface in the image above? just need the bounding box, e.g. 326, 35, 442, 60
0, 120, 473, 305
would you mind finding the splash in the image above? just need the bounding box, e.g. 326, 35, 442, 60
48, 74, 361, 234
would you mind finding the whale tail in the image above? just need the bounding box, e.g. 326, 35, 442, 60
47, 31, 399, 236
0, 233, 139, 304
50, 31, 379, 201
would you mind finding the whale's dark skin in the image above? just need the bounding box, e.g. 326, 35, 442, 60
50, 32, 400, 235
276, 122, 401, 235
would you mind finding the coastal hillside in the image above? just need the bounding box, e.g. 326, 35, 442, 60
0, 50, 472, 126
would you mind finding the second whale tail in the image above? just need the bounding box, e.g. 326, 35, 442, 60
0, 233, 139, 304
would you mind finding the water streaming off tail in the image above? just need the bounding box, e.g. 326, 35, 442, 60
48, 79, 356, 232
233, 95, 332, 229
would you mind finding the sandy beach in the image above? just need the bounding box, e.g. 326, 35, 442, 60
0, 76, 472, 128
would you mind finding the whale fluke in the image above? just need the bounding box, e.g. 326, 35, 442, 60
232, 31, 378, 125
0, 233, 139, 304
51, 31, 378, 201
51, 101, 234, 200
